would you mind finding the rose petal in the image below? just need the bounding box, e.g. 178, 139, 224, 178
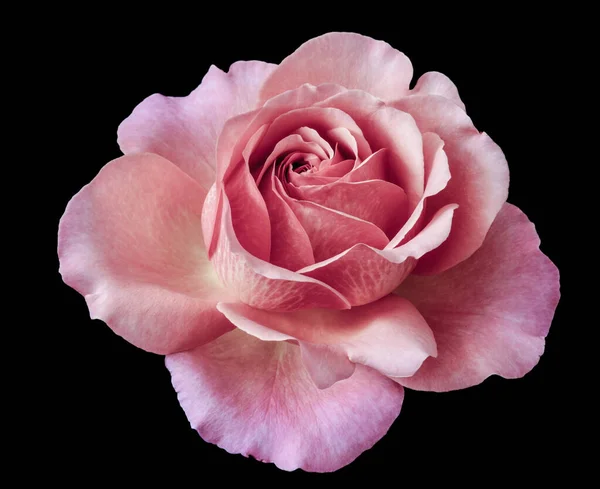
275, 177, 390, 262
318, 91, 424, 206
394, 203, 560, 391
217, 83, 346, 183
287, 179, 409, 238
210, 86, 352, 260
118, 61, 276, 189
259, 32, 413, 103
255, 133, 329, 186
248, 106, 372, 167
218, 294, 437, 384
386, 132, 451, 248
166, 328, 404, 472
258, 165, 315, 271
409, 71, 465, 110
299, 343, 356, 389
341, 148, 388, 182
311, 159, 354, 178
392, 95, 509, 274
223, 159, 271, 261
326, 127, 359, 161
295, 126, 334, 158
298, 204, 458, 305
210, 191, 350, 311
58, 153, 234, 354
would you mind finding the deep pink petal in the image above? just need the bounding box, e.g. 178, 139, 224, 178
395, 203, 560, 392
288, 173, 338, 186
298, 204, 458, 305
275, 178, 390, 262
287, 179, 408, 238
218, 294, 436, 383
58, 153, 234, 354
118, 61, 276, 189
409, 71, 465, 110
312, 159, 354, 178
210, 192, 350, 310
259, 166, 315, 271
201, 183, 219, 255
259, 32, 413, 103
392, 95, 509, 274
223, 161, 271, 261
166, 328, 404, 472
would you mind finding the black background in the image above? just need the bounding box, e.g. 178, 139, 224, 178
46, 13, 574, 484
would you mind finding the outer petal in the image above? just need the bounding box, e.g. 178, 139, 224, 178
211, 191, 351, 311
298, 204, 458, 305
217, 294, 437, 384
259, 32, 413, 103
58, 153, 234, 354
395, 203, 560, 392
118, 61, 277, 188
166, 328, 405, 472
393, 95, 509, 274
409, 71, 465, 110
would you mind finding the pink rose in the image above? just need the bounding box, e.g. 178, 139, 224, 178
58, 32, 560, 472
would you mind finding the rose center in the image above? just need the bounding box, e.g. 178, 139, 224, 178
291, 161, 311, 174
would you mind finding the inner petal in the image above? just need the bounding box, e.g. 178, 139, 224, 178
294, 126, 334, 159
254, 133, 328, 186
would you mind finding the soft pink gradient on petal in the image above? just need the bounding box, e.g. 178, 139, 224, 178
201, 183, 219, 256
326, 127, 359, 161
298, 204, 458, 305
58, 153, 234, 354
166, 328, 404, 472
259, 32, 413, 103
118, 61, 276, 189
218, 295, 436, 384
392, 95, 509, 274
394, 203, 560, 392
409, 71, 465, 110
210, 192, 350, 311
386, 132, 451, 248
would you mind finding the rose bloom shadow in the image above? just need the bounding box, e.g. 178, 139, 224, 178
58, 32, 560, 472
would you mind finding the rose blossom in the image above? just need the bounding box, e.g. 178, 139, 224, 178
58, 32, 560, 472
